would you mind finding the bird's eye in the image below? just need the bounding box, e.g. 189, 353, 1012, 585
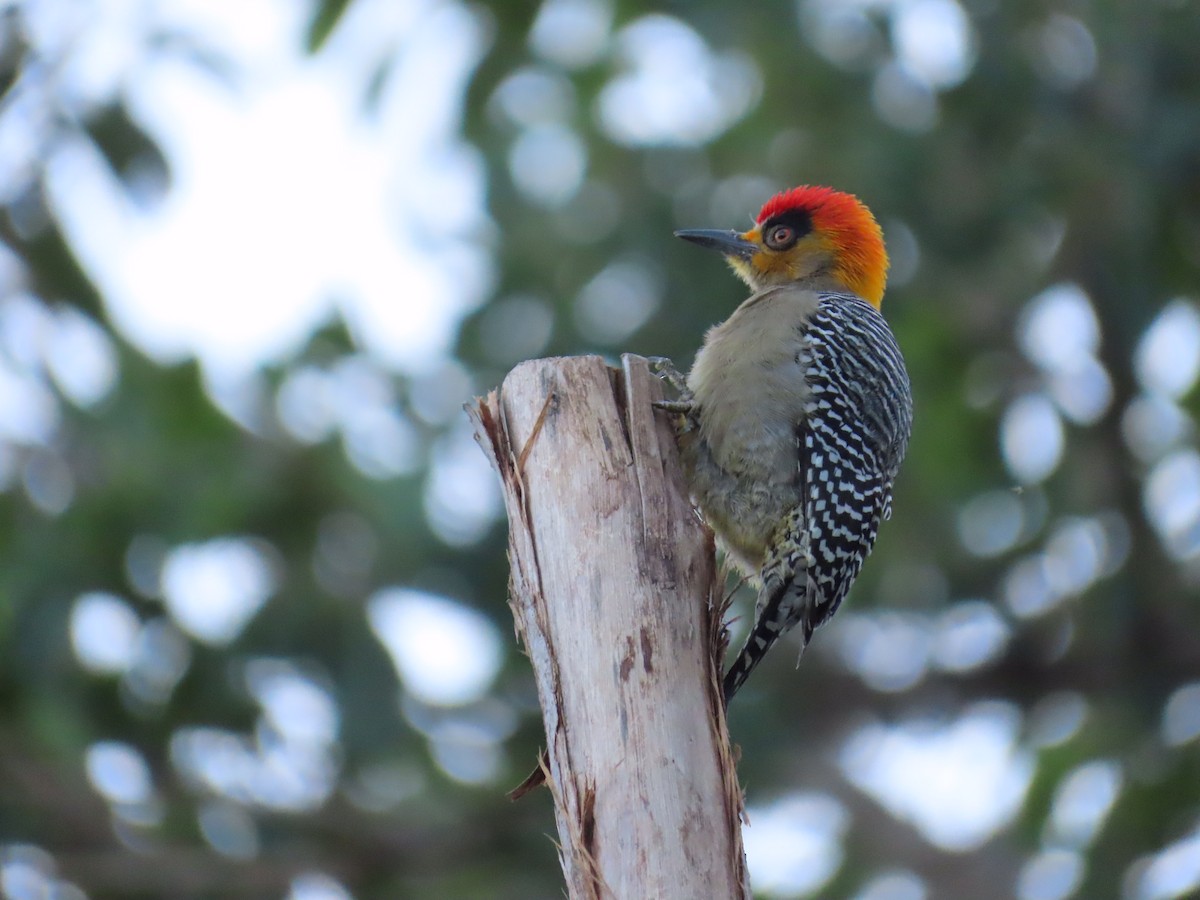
765, 224, 796, 250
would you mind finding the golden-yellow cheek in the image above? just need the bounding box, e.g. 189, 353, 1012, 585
748, 232, 833, 282
750, 252, 796, 279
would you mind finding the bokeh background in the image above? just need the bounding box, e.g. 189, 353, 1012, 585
1, 0, 1199, 898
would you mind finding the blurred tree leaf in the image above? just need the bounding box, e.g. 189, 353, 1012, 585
306, 0, 355, 54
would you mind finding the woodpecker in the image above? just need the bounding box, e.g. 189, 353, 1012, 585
654, 185, 912, 702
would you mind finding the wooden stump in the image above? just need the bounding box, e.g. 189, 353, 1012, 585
468, 354, 748, 900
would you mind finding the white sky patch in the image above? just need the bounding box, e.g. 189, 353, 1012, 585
891, 0, 976, 90
1122, 394, 1190, 462
1019, 283, 1111, 424
957, 489, 1024, 558
0, 293, 119, 414
171, 724, 338, 812
0, 293, 49, 373
1144, 449, 1200, 560
529, 0, 613, 69
1162, 681, 1200, 747
476, 294, 555, 366
1043, 516, 1108, 598
41, 0, 490, 381
743, 792, 848, 897
0, 846, 84, 900
573, 257, 663, 346
931, 600, 1010, 674
1003, 554, 1059, 619
0, 295, 62, 446
490, 66, 577, 128
160, 537, 277, 644
872, 59, 938, 133
1045, 759, 1122, 849
835, 612, 932, 693
1046, 356, 1111, 425
1028, 692, 1088, 749
198, 800, 259, 860
0, 362, 58, 446
245, 659, 340, 748
1001, 393, 1064, 484
841, 702, 1034, 852
21, 448, 74, 515
597, 15, 761, 146
288, 872, 354, 900
425, 716, 506, 786
1135, 299, 1200, 399
123, 617, 192, 706
368, 587, 502, 706
1133, 825, 1200, 900
508, 123, 588, 207
274, 355, 422, 477
1018, 849, 1084, 900
85, 740, 154, 806
327, 357, 422, 479
423, 423, 504, 546
799, 1, 885, 72
70, 591, 141, 674
851, 871, 928, 900
1019, 283, 1100, 371
42, 306, 119, 409
276, 365, 339, 444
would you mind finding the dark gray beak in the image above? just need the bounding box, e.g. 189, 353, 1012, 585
674, 229, 758, 260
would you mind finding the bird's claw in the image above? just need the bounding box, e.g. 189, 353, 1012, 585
647, 356, 689, 396
648, 356, 698, 434
652, 399, 693, 414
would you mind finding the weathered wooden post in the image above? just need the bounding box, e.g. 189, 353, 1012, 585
468, 354, 749, 899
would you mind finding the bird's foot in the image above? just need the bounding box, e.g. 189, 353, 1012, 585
648, 356, 698, 433
647, 356, 689, 396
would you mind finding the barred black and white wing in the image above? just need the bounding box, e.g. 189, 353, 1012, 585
722, 293, 912, 701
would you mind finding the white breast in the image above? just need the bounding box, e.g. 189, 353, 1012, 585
687, 286, 819, 483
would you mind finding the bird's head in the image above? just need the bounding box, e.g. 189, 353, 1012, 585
675, 185, 888, 308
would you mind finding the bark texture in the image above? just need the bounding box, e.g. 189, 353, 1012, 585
468, 354, 748, 900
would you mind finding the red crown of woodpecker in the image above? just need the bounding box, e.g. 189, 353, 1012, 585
756, 185, 888, 306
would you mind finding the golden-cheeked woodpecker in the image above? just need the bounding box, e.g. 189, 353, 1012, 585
654, 185, 912, 702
